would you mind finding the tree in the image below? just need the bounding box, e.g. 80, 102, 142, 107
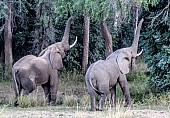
141, 0, 170, 91
55, 0, 117, 70
100, 20, 113, 57
4, 0, 13, 80
0, 1, 7, 80
82, 16, 90, 72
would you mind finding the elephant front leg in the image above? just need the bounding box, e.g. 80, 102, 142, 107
110, 85, 116, 107
118, 74, 131, 107
50, 84, 57, 106
42, 83, 51, 105
49, 71, 58, 106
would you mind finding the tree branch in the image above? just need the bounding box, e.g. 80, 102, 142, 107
150, 1, 170, 27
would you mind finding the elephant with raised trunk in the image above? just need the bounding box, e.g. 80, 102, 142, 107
85, 19, 144, 111
12, 16, 77, 107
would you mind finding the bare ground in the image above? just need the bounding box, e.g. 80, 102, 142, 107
0, 106, 169, 118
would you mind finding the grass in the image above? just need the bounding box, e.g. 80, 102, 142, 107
0, 63, 170, 117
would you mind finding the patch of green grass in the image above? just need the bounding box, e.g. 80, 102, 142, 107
0, 64, 170, 112
63, 95, 78, 107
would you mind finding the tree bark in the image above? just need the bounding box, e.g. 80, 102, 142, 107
82, 16, 90, 73
0, 48, 5, 80
4, 0, 13, 80
100, 20, 113, 57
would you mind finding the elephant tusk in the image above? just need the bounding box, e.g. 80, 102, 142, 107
137, 49, 143, 56
70, 36, 77, 48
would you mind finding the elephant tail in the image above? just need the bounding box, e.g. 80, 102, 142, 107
86, 62, 104, 94
12, 68, 19, 96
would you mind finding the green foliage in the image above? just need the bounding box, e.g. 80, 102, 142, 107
143, 91, 170, 106
0, 64, 2, 80
54, 0, 115, 22
0, 1, 7, 19
63, 95, 78, 107
140, 0, 170, 91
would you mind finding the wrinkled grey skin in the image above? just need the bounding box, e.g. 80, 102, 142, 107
85, 19, 144, 111
12, 16, 76, 107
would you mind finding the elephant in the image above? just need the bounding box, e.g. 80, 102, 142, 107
85, 18, 144, 111
12, 16, 77, 107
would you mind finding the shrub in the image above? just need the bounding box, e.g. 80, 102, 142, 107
63, 95, 78, 107
140, 0, 170, 91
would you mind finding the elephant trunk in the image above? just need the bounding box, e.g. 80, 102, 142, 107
61, 16, 74, 51
131, 18, 144, 55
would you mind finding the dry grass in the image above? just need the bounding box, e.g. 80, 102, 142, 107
0, 70, 170, 118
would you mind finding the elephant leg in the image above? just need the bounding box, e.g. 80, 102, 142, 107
89, 91, 96, 111
14, 85, 22, 107
118, 74, 131, 107
110, 85, 116, 107
98, 93, 106, 111
42, 82, 51, 104
20, 78, 35, 95
49, 71, 58, 105
49, 84, 57, 105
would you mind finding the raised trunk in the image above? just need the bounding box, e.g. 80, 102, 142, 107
4, 0, 13, 80
131, 4, 138, 45
82, 16, 90, 72
100, 20, 113, 57
132, 18, 144, 52
61, 16, 74, 51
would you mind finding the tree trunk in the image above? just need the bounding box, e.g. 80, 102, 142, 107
100, 20, 113, 57
82, 16, 90, 73
4, 0, 13, 80
0, 48, 5, 80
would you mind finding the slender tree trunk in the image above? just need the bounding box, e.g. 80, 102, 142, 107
4, 0, 13, 80
100, 20, 113, 57
0, 48, 5, 80
82, 16, 90, 72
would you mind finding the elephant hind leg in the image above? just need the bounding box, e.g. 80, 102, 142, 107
97, 84, 109, 111
89, 91, 96, 111
14, 87, 22, 107
20, 78, 36, 95
98, 94, 106, 111
13, 80, 22, 107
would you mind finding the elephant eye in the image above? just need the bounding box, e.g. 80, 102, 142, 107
124, 57, 129, 61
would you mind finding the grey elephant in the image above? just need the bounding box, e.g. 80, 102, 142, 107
85, 18, 144, 111
12, 16, 77, 107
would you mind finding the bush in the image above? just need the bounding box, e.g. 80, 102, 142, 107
63, 95, 78, 107
0, 64, 2, 81
140, 0, 170, 91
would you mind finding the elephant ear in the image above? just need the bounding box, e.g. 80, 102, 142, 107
49, 47, 63, 70
116, 52, 130, 74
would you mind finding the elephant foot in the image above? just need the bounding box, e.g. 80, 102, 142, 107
90, 108, 95, 111
124, 102, 131, 107
96, 108, 103, 111
14, 101, 19, 107
110, 103, 116, 107
50, 101, 56, 106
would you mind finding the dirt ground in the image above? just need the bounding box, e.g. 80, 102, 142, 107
0, 106, 169, 118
